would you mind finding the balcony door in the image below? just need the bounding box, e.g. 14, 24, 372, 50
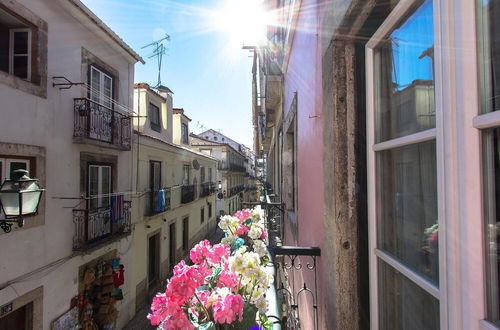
88, 164, 111, 210
366, 1, 441, 329
89, 65, 113, 142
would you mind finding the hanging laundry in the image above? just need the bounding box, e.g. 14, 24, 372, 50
110, 194, 124, 222
113, 264, 125, 287
155, 189, 165, 212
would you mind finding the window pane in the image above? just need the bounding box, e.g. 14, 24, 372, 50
478, 0, 500, 113
13, 56, 28, 79
90, 68, 100, 103
101, 166, 111, 207
483, 127, 500, 325
375, 0, 435, 142
89, 166, 99, 209
13, 31, 28, 54
378, 260, 440, 330
377, 141, 439, 284
103, 75, 112, 108
8, 161, 27, 178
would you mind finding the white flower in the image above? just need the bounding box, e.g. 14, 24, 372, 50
221, 235, 237, 246
255, 295, 268, 314
253, 240, 267, 258
248, 224, 263, 240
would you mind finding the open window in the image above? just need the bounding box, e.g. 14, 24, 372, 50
0, 7, 35, 82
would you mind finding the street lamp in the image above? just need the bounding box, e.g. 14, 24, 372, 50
218, 181, 222, 190
0, 169, 44, 233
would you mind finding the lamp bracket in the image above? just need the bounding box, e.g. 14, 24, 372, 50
0, 218, 24, 233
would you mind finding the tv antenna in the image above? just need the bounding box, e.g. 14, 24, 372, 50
142, 34, 171, 88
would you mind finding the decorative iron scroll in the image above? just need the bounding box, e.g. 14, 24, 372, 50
267, 246, 321, 330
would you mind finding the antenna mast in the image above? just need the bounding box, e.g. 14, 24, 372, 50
141, 34, 171, 88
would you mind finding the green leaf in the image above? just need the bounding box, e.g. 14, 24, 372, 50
198, 321, 216, 330
231, 304, 258, 329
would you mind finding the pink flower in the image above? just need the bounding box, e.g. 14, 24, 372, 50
260, 230, 267, 240
166, 273, 199, 303
217, 271, 239, 291
235, 224, 249, 237
428, 232, 438, 245
207, 244, 230, 265
190, 240, 212, 264
162, 307, 195, 329
234, 209, 252, 222
212, 294, 244, 324
148, 293, 182, 326
173, 260, 189, 276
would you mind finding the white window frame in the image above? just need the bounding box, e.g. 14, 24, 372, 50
9, 28, 32, 81
366, 0, 445, 329
367, 0, 500, 329
90, 65, 113, 109
88, 164, 111, 209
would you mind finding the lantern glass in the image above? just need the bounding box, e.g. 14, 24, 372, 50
0, 181, 20, 217
21, 181, 43, 215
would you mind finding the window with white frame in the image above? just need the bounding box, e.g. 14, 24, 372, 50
0, 7, 33, 81
181, 123, 188, 144
88, 164, 111, 210
478, 1, 500, 325
367, 0, 439, 329
149, 102, 161, 132
89, 65, 113, 109
182, 165, 190, 185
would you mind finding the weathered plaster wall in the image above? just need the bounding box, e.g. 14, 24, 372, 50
0, 0, 137, 328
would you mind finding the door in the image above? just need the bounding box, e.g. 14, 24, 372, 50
182, 217, 189, 252
89, 65, 113, 142
0, 302, 33, 330
366, 1, 440, 329
169, 223, 176, 271
148, 233, 160, 288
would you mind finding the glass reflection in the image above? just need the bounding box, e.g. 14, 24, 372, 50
377, 141, 439, 284
375, 0, 435, 142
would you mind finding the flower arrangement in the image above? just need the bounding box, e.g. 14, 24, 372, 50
148, 207, 273, 329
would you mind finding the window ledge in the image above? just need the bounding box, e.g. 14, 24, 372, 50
0, 71, 46, 98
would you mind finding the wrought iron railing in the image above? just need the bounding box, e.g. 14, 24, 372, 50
181, 184, 195, 204
267, 246, 321, 330
228, 185, 245, 197
217, 161, 246, 173
72, 201, 131, 251
199, 182, 215, 198
73, 98, 131, 149
148, 188, 171, 215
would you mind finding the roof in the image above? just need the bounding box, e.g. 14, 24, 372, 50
134, 83, 166, 101
134, 131, 218, 162
66, 0, 145, 64
157, 85, 174, 94
190, 134, 244, 157
173, 108, 192, 122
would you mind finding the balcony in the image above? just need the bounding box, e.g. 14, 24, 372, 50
228, 184, 245, 197
73, 98, 131, 150
148, 188, 171, 216
217, 161, 246, 173
181, 184, 196, 204
199, 182, 215, 198
72, 200, 131, 251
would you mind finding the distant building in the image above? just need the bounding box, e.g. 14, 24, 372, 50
131, 83, 218, 312
190, 132, 249, 217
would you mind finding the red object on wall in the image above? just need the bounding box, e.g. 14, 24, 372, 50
113, 265, 125, 287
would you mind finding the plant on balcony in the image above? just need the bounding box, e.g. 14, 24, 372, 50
148, 207, 273, 330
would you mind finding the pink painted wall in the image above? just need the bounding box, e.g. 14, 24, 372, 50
281, 0, 325, 327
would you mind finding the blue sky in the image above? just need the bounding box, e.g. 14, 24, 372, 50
82, 0, 254, 147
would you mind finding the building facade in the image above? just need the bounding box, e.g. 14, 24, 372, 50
253, 0, 500, 329
190, 133, 247, 217
129, 84, 218, 314
0, 0, 143, 328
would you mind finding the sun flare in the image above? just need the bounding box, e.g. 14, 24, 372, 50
210, 0, 274, 47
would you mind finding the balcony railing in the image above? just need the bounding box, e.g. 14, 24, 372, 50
228, 184, 245, 197
181, 184, 196, 204
148, 188, 171, 215
73, 98, 131, 150
72, 200, 131, 251
199, 182, 216, 198
217, 161, 246, 173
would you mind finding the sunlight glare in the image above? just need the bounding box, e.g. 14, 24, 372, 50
210, 0, 273, 47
